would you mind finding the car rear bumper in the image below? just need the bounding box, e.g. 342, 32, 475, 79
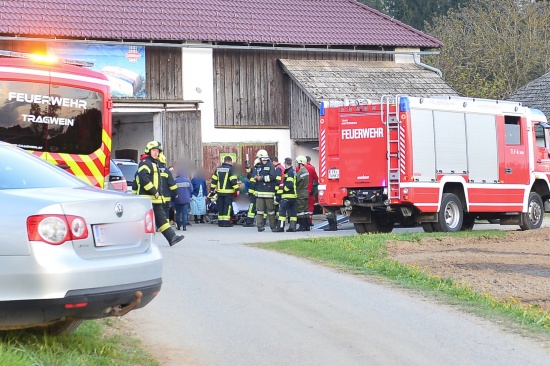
0, 279, 161, 327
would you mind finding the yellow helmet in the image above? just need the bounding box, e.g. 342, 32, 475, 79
144, 140, 162, 154
256, 149, 269, 159
158, 152, 167, 164
295, 155, 307, 165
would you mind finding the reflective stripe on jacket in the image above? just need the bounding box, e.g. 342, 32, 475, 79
281, 166, 297, 199
255, 160, 276, 198
136, 155, 163, 204
211, 162, 239, 195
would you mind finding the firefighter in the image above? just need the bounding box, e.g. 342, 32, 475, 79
136, 141, 184, 246
158, 151, 178, 224
210, 155, 239, 227
274, 157, 297, 232
305, 155, 319, 227
272, 156, 285, 209
243, 158, 261, 227
254, 149, 277, 232
295, 155, 310, 231
324, 209, 338, 231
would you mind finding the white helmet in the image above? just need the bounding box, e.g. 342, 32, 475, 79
254, 158, 261, 166
256, 149, 269, 159
295, 155, 307, 165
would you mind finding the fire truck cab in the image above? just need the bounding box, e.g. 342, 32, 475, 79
318, 95, 550, 233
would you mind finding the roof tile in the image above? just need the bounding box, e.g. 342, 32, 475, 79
0, 0, 441, 48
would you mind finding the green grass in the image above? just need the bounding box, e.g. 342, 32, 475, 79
256, 230, 550, 334
0, 319, 159, 366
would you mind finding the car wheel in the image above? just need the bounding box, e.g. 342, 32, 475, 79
520, 192, 544, 230
433, 193, 463, 232
31, 319, 83, 335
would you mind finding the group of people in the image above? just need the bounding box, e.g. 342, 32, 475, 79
210, 149, 329, 232
131, 140, 335, 246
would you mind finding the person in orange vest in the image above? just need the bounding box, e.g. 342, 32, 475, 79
135, 141, 184, 246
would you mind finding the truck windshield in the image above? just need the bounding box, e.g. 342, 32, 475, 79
0, 80, 103, 155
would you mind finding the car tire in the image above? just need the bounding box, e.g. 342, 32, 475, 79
31, 319, 83, 335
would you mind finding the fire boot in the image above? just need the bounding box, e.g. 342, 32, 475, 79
297, 217, 308, 231
303, 215, 311, 231
242, 217, 255, 227
273, 219, 285, 232
324, 217, 338, 231
257, 214, 265, 232
286, 221, 297, 232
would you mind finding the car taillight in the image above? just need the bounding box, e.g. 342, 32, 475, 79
27, 215, 89, 245
144, 209, 155, 233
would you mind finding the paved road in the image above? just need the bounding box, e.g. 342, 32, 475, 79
125, 221, 550, 366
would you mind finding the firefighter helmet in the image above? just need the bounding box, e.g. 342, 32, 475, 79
295, 155, 307, 165
256, 149, 269, 159
254, 158, 261, 166
144, 140, 162, 154
158, 152, 167, 164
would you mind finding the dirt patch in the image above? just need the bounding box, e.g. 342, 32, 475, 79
387, 227, 550, 309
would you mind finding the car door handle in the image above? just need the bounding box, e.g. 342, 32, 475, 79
505, 168, 512, 174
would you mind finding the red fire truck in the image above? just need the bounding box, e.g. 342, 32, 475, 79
318, 95, 550, 233
0, 50, 113, 188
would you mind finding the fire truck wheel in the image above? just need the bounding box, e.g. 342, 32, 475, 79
461, 214, 476, 231
433, 193, 463, 232
520, 192, 544, 230
353, 223, 368, 234
421, 223, 435, 232
365, 213, 395, 233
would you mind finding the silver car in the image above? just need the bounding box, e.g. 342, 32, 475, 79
0, 142, 162, 334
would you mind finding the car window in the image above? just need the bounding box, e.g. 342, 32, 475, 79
0, 145, 87, 189
110, 160, 123, 176
118, 164, 138, 182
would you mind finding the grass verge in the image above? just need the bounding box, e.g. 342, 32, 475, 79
0, 319, 159, 366
256, 230, 550, 334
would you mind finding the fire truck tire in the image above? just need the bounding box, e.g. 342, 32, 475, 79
461, 214, 476, 231
353, 223, 368, 234
365, 213, 395, 233
520, 192, 544, 230
421, 223, 435, 232
433, 193, 463, 232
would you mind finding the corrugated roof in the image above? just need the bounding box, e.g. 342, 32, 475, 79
0, 0, 441, 48
507, 72, 550, 117
279, 60, 457, 101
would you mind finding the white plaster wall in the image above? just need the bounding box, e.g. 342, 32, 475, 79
394, 47, 420, 64
181, 48, 292, 158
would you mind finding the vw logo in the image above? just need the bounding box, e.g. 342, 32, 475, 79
114, 202, 123, 217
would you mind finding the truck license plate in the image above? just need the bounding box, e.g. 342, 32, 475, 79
328, 169, 340, 180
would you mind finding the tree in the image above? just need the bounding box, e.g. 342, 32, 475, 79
425, 0, 550, 99
357, 0, 472, 31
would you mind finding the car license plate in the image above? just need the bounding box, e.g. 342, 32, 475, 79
93, 222, 141, 247
328, 169, 340, 180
